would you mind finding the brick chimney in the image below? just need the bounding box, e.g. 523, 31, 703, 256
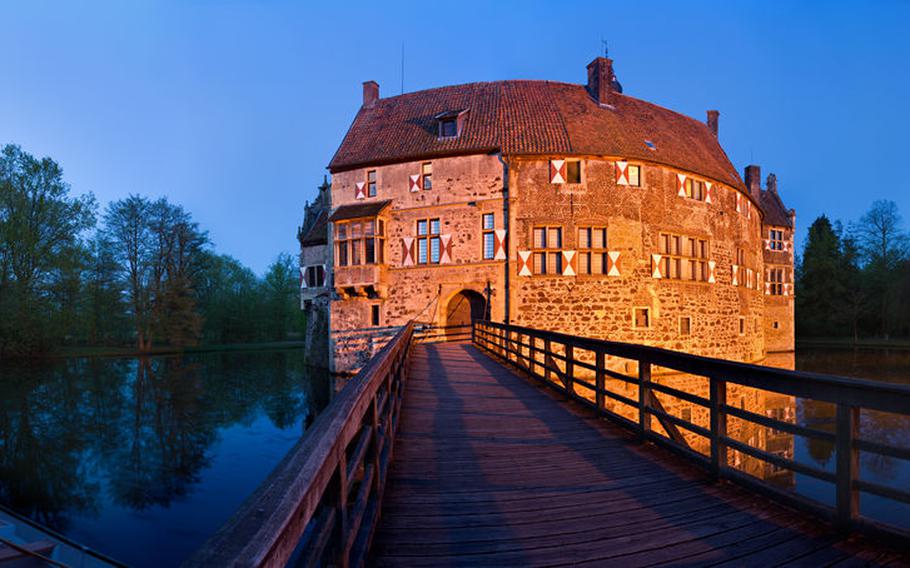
586, 57, 615, 106
744, 165, 761, 200
706, 110, 719, 137
766, 173, 777, 194
363, 80, 379, 108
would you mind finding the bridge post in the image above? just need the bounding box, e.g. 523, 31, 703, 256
709, 377, 727, 480
595, 350, 605, 411
638, 361, 652, 437
836, 404, 860, 529
565, 344, 574, 397
544, 339, 552, 383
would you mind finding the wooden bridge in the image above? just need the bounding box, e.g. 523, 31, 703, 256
188, 322, 910, 567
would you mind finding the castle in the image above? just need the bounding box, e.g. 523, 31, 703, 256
298, 57, 795, 374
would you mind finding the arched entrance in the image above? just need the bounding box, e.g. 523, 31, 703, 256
445, 290, 487, 340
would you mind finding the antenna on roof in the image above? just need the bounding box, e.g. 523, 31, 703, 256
400, 42, 405, 95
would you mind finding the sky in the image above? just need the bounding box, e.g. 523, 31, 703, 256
2, 0, 908, 274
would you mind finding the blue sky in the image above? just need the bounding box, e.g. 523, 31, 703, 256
2, 0, 908, 273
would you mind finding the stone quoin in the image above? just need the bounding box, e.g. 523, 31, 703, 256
298, 57, 796, 373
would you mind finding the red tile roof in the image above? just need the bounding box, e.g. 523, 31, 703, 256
760, 189, 794, 228
328, 80, 745, 190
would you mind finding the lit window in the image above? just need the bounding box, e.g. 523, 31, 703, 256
422, 163, 432, 190
578, 227, 607, 275
685, 178, 706, 201
658, 232, 709, 281
367, 170, 377, 197
482, 213, 495, 260
531, 226, 562, 275
335, 219, 385, 267
628, 164, 641, 187
634, 307, 651, 329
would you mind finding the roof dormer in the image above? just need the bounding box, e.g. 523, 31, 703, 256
434, 109, 468, 139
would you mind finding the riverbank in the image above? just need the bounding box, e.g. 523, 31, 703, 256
48, 341, 307, 359
797, 337, 910, 350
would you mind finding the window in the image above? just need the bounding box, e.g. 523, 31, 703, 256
739, 317, 746, 335
769, 229, 785, 251
440, 119, 457, 138
628, 164, 641, 187
416, 218, 441, 264
371, 304, 381, 327
633, 307, 651, 329
679, 316, 692, 336
768, 267, 785, 295
684, 178, 706, 201
335, 218, 385, 267
422, 163, 432, 190
303, 265, 325, 288
566, 160, 582, 183
658, 233, 709, 281
482, 213, 496, 260
531, 226, 562, 275
773, 321, 780, 330
578, 227, 608, 274
367, 170, 377, 197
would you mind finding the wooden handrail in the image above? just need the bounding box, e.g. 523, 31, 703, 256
185, 322, 415, 568
473, 320, 910, 538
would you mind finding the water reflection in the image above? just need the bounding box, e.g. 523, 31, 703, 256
0, 349, 330, 566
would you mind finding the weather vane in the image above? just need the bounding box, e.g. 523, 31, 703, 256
601, 37, 608, 58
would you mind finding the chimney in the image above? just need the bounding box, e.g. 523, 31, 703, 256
766, 173, 777, 194
586, 57, 615, 106
706, 110, 719, 137
362, 80, 379, 108
744, 165, 761, 200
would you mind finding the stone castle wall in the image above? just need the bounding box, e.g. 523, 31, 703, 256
508, 156, 767, 363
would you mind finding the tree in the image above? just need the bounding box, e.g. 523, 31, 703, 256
850, 200, 909, 337
0, 144, 96, 356
796, 216, 845, 337
261, 253, 303, 341
104, 196, 208, 350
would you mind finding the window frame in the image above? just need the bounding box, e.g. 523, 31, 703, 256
482, 213, 496, 260
633, 307, 651, 329
530, 225, 563, 275
679, 316, 692, 336
577, 226, 608, 275
304, 265, 325, 288
768, 266, 786, 295
371, 304, 381, 327
367, 170, 377, 197
565, 160, 582, 184
422, 162, 433, 190
627, 164, 641, 187
657, 232, 710, 282
334, 217, 385, 267
769, 228, 785, 251
416, 217, 441, 265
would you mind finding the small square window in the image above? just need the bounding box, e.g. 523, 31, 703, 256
367, 170, 377, 197
566, 160, 582, 183
422, 163, 432, 190
482, 213, 494, 230
440, 119, 457, 138
628, 165, 641, 187
679, 317, 692, 336
634, 307, 651, 329
371, 304, 380, 327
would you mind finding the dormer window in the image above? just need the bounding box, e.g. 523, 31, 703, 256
435, 109, 468, 139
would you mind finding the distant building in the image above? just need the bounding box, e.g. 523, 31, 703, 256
300, 57, 795, 373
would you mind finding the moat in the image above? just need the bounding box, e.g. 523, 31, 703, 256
0, 346, 907, 565
0, 348, 331, 567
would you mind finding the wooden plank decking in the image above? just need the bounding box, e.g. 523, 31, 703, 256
370, 342, 907, 567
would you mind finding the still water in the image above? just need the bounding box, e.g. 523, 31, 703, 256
0, 349, 331, 567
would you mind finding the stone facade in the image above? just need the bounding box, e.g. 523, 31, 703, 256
302, 57, 796, 373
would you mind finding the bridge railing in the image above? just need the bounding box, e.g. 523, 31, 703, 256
186, 322, 415, 568
473, 320, 910, 538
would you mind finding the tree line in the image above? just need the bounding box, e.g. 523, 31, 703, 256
797, 200, 910, 340
0, 144, 303, 357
